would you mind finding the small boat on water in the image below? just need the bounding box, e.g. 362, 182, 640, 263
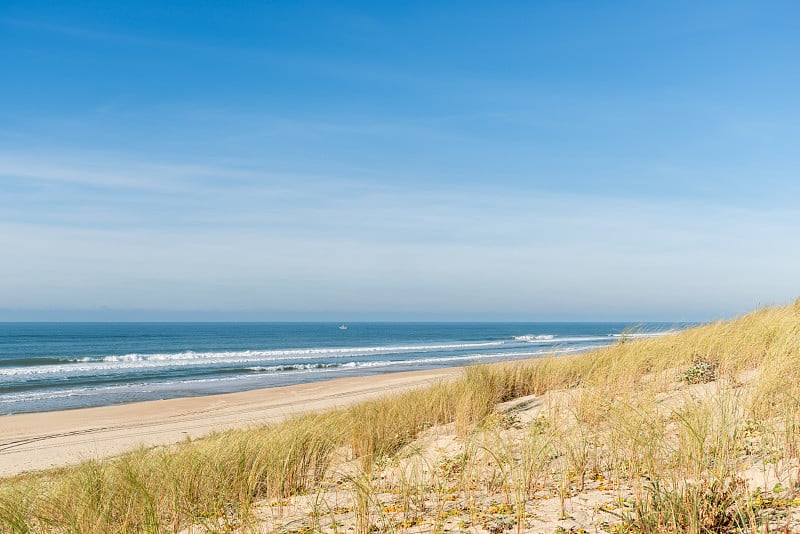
338, 324, 348, 330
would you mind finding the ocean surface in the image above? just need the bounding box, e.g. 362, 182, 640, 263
0, 322, 685, 415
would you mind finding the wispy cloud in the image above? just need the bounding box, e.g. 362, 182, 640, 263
0, 151, 317, 193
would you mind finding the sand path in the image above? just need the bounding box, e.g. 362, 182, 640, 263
0, 368, 461, 478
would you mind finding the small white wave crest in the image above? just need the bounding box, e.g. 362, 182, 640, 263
100, 341, 506, 363
513, 334, 554, 342
608, 331, 675, 339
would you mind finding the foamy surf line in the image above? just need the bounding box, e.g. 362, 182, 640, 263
0, 333, 638, 376
0, 346, 598, 407
0, 340, 508, 370
513, 331, 674, 343
97, 340, 508, 362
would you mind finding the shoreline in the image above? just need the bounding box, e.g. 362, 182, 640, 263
1, 322, 675, 416
0, 366, 463, 478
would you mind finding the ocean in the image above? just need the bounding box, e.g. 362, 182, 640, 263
0, 322, 684, 415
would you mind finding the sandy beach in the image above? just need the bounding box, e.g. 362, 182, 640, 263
0, 367, 462, 478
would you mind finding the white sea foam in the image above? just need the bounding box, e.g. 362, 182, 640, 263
513, 334, 617, 343
100, 341, 505, 362
513, 334, 554, 342
243, 361, 390, 373
0, 382, 155, 404
0, 341, 509, 378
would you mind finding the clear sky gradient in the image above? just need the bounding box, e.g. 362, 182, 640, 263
1, 1, 799, 321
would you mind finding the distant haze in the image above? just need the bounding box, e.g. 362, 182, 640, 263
1, 2, 799, 321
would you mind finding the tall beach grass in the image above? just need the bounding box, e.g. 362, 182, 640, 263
1, 299, 799, 533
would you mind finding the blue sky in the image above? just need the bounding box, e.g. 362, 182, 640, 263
1, 1, 799, 321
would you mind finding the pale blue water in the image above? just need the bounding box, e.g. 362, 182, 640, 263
0, 322, 685, 414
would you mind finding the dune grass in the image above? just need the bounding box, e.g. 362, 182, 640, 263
1, 300, 800, 533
